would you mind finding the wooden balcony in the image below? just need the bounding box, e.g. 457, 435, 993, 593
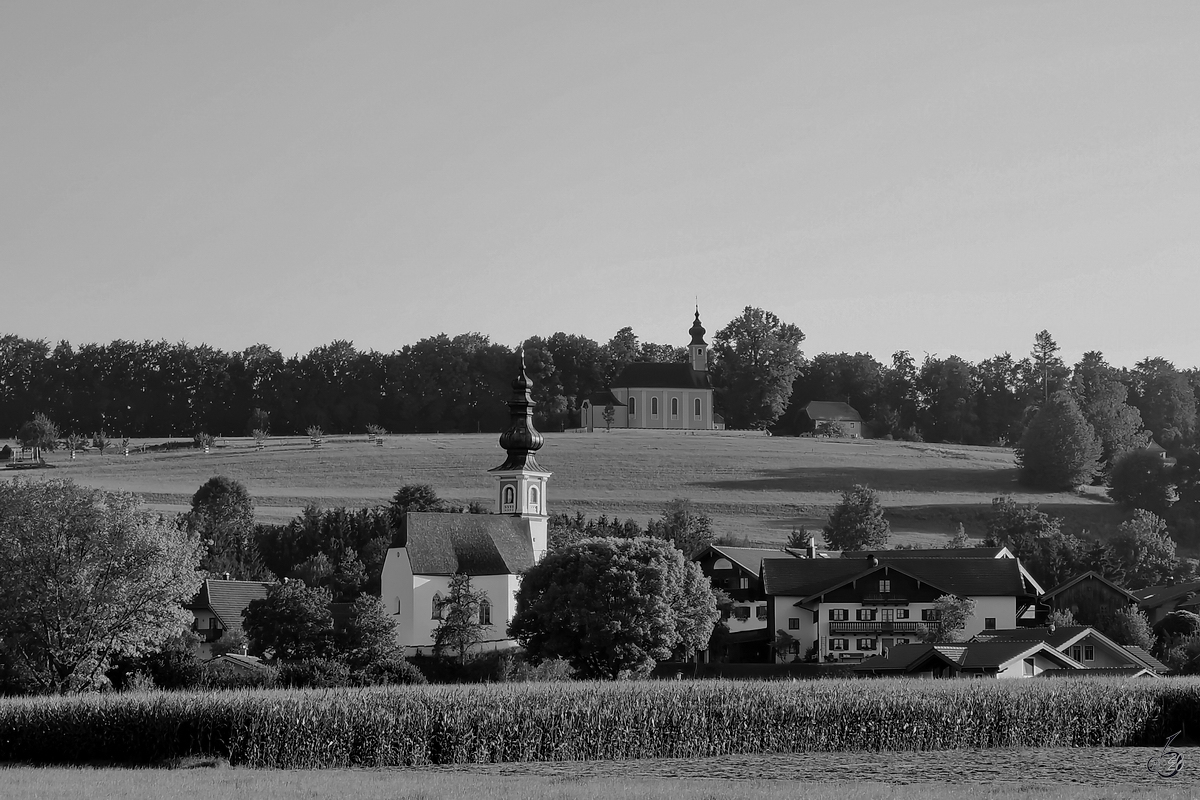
828, 620, 923, 634
860, 593, 909, 605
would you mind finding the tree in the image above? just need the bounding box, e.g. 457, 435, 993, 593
1030, 330, 1067, 403
602, 402, 615, 431
1109, 510, 1178, 590
1046, 608, 1079, 628
388, 483, 454, 529
915, 355, 978, 444
242, 580, 334, 662
509, 537, 718, 679
1108, 448, 1175, 517
915, 595, 977, 643
1070, 352, 1150, 471
17, 412, 59, 456
1016, 390, 1102, 489
1129, 358, 1197, 450
433, 573, 488, 666
1102, 606, 1155, 651
0, 479, 205, 693
946, 523, 971, 548
646, 498, 715, 557
335, 594, 403, 671
823, 485, 890, 551
711, 307, 805, 430
187, 475, 269, 580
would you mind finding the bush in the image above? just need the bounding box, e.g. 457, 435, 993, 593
0, 445, 11, 461
276, 658, 353, 689
1109, 448, 1174, 516
355, 656, 426, 686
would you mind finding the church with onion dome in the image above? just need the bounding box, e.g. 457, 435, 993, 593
580, 309, 718, 431
379, 352, 550, 654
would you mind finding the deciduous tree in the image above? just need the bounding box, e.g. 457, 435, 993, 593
1108, 448, 1175, 517
510, 537, 717, 679
243, 580, 334, 662
433, 573, 487, 666
915, 595, 977, 643
1016, 390, 1102, 489
0, 479, 205, 693
711, 307, 805, 430
1109, 510, 1178, 590
822, 485, 890, 552
646, 498, 715, 557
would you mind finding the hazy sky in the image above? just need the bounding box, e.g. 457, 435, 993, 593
2, 2, 1197, 370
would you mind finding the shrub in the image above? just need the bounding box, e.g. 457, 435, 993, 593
355, 656, 426, 686
276, 658, 353, 689
0, 445, 11, 461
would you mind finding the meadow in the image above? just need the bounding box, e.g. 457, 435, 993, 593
1, 430, 1123, 547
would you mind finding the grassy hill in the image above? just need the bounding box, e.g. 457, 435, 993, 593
2, 430, 1128, 549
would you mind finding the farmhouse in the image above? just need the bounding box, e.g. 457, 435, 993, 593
798, 401, 864, 438
762, 554, 1043, 664
580, 309, 715, 431
1039, 571, 1142, 628
970, 625, 1167, 674
186, 577, 273, 660
853, 640, 1084, 678
380, 353, 549, 655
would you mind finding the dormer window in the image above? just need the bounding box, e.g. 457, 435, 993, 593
879, 580, 891, 593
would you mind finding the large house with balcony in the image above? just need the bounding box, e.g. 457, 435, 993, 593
761, 554, 1044, 663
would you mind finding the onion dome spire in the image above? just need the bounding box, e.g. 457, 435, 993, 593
689, 307, 707, 346
494, 348, 545, 471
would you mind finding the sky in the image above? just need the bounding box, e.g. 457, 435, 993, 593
2, 2, 1198, 370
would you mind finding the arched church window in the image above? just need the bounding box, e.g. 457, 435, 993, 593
479, 598, 492, 626
651, 397, 659, 417
628, 397, 636, 416
671, 397, 679, 418
694, 398, 702, 418
432, 592, 443, 619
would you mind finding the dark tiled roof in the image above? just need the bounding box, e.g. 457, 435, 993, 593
957, 641, 1073, 669
1042, 571, 1141, 603
1124, 646, 1169, 673
801, 401, 863, 422
404, 512, 534, 576
971, 626, 1088, 648
708, 545, 800, 576
585, 390, 626, 406
1041, 667, 1158, 678
612, 363, 712, 390
763, 557, 1034, 600
1136, 581, 1200, 607
854, 644, 962, 673
187, 579, 273, 633
842, 548, 1008, 560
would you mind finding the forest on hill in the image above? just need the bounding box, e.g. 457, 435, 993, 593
0, 309, 1196, 460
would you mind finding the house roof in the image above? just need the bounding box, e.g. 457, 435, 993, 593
584, 390, 626, 407
705, 545, 800, 576
1041, 667, 1159, 679
763, 556, 1037, 602
1041, 571, 1141, 604
1123, 646, 1170, 673
854, 644, 963, 674
402, 512, 535, 576
203, 653, 269, 672
856, 641, 1082, 674
186, 579, 273, 632
971, 626, 1169, 673
1136, 580, 1200, 608
841, 547, 1011, 560
612, 363, 712, 391
801, 401, 863, 422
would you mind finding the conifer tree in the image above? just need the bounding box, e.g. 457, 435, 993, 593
1016, 390, 1102, 489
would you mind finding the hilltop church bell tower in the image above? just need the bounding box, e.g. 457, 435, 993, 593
488, 350, 550, 562
689, 307, 708, 373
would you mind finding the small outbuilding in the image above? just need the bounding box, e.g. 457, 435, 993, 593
799, 401, 864, 438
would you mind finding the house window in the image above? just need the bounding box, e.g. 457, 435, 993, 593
880, 609, 894, 622
788, 617, 800, 630
984, 618, 996, 630
896, 638, 909, 645
788, 641, 801, 654
738, 577, 749, 590
651, 397, 659, 417
712, 558, 733, 570
694, 398, 701, 418
856, 608, 877, 621
879, 580, 891, 593
479, 599, 492, 626
921, 609, 941, 621
896, 609, 909, 620
1070, 646, 1082, 661
432, 592, 443, 619
857, 638, 877, 651
671, 397, 679, 418
734, 606, 751, 621
208, 617, 219, 630
829, 608, 848, 621
1084, 646, 1094, 662
1023, 657, 1035, 677
830, 638, 848, 651
628, 397, 636, 416
757, 606, 768, 620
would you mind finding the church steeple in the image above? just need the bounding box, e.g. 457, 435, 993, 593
488, 349, 551, 562
689, 307, 708, 372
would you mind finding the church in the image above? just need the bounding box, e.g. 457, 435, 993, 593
580, 310, 717, 431
379, 353, 550, 655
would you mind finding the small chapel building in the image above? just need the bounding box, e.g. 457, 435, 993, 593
580, 310, 716, 431
380, 354, 550, 655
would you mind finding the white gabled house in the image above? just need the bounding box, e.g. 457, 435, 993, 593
762, 553, 1044, 663
380, 352, 550, 656
853, 640, 1085, 678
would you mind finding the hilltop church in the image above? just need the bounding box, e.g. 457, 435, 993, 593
580, 309, 717, 431
380, 353, 550, 655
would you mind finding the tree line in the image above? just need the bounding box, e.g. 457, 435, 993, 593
2, 320, 1197, 450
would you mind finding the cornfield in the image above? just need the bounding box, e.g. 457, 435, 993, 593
1, 678, 1197, 768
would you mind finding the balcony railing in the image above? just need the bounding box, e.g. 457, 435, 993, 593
828, 621, 923, 634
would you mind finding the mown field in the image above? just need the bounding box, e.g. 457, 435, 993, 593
1, 430, 1123, 547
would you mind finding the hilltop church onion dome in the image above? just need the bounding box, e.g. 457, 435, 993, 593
689, 309, 706, 346
496, 350, 544, 471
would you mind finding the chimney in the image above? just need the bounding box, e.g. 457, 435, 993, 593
867, 554, 879, 568
222, 572, 230, 581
